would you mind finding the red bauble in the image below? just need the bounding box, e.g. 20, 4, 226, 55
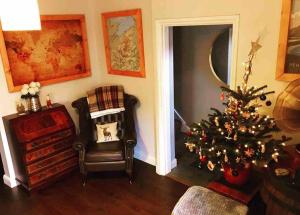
223, 163, 251, 186
199, 155, 207, 164
186, 131, 192, 136
220, 92, 225, 101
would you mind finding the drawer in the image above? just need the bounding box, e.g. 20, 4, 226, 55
25, 129, 74, 151
25, 139, 73, 164
26, 148, 76, 175
29, 157, 78, 186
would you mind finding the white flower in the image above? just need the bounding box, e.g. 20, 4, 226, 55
34, 87, 39, 93
28, 88, 36, 95
29, 82, 36, 88
22, 84, 29, 90
36, 82, 41, 88
21, 88, 28, 95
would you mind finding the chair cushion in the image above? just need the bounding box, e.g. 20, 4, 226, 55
85, 141, 124, 162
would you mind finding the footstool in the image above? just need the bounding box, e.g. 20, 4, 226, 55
172, 186, 248, 215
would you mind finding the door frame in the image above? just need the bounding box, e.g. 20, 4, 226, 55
154, 15, 240, 175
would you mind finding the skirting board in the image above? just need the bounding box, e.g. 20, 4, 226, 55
171, 158, 177, 169
3, 174, 19, 188
134, 149, 156, 166
134, 149, 178, 172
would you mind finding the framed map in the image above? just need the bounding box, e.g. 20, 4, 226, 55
276, 0, 300, 81
101, 9, 145, 78
0, 15, 91, 92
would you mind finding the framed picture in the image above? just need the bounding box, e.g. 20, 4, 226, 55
276, 0, 300, 81
101, 9, 145, 78
0, 15, 91, 92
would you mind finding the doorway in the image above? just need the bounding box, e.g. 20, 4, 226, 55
170, 24, 233, 185
155, 16, 239, 176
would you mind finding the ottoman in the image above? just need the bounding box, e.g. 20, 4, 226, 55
172, 186, 248, 215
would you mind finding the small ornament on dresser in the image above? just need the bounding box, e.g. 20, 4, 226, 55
15, 100, 25, 115
20, 82, 42, 112
46, 94, 53, 108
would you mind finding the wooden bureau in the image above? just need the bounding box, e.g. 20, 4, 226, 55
3, 104, 77, 191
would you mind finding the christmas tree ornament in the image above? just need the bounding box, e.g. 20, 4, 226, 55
242, 111, 251, 119
224, 154, 229, 163
272, 152, 279, 162
234, 133, 238, 141
266, 100, 272, 106
220, 92, 225, 101
238, 125, 247, 133
207, 161, 215, 171
245, 148, 254, 157
249, 106, 256, 112
260, 94, 266, 101
214, 117, 219, 126
185, 142, 196, 152
275, 168, 289, 176
199, 155, 207, 165
261, 144, 266, 153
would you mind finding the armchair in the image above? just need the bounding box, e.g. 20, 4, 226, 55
72, 93, 138, 185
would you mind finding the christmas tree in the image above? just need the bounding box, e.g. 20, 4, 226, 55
185, 40, 291, 172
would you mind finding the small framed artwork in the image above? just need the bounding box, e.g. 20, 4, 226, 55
101, 9, 145, 78
0, 15, 91, 92
276, 0, 300, 81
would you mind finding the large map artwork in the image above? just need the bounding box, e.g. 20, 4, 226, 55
2, 17, 89, 89
107, 16, 140, 72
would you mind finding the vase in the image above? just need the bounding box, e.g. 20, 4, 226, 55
223, 163, 251, 186
28, 96, 42, 112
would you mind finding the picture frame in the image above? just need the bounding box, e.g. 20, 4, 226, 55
101, 9, 145, 78
276, 0, 300, 81
0, 15, 91, 92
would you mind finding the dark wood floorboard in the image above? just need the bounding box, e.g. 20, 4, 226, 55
0, 159, 188, 215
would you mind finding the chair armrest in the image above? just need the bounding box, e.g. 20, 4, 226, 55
73, 136, 86, 152
123, 132, 136, 146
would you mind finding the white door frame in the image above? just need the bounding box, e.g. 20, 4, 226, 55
155, 15, 240, 175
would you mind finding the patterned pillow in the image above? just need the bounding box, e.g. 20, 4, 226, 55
96, 122, 119, 143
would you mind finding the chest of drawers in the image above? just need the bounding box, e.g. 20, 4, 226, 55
3, 104, 77, 191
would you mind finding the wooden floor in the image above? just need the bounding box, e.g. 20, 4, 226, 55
0, 160, 188, 215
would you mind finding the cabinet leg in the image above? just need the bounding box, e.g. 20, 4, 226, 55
82, 173, 87, 186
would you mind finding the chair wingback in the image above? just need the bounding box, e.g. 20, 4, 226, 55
72, 93, 138, 144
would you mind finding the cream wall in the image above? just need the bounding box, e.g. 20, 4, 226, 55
0, 0, 298, 186
0, 0, 155, 187
152, 0, 288, 106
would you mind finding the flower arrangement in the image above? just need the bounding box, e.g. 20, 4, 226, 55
21, 82, 41, 98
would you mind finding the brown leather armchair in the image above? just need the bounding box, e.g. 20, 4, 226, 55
72, 93, 138, 185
